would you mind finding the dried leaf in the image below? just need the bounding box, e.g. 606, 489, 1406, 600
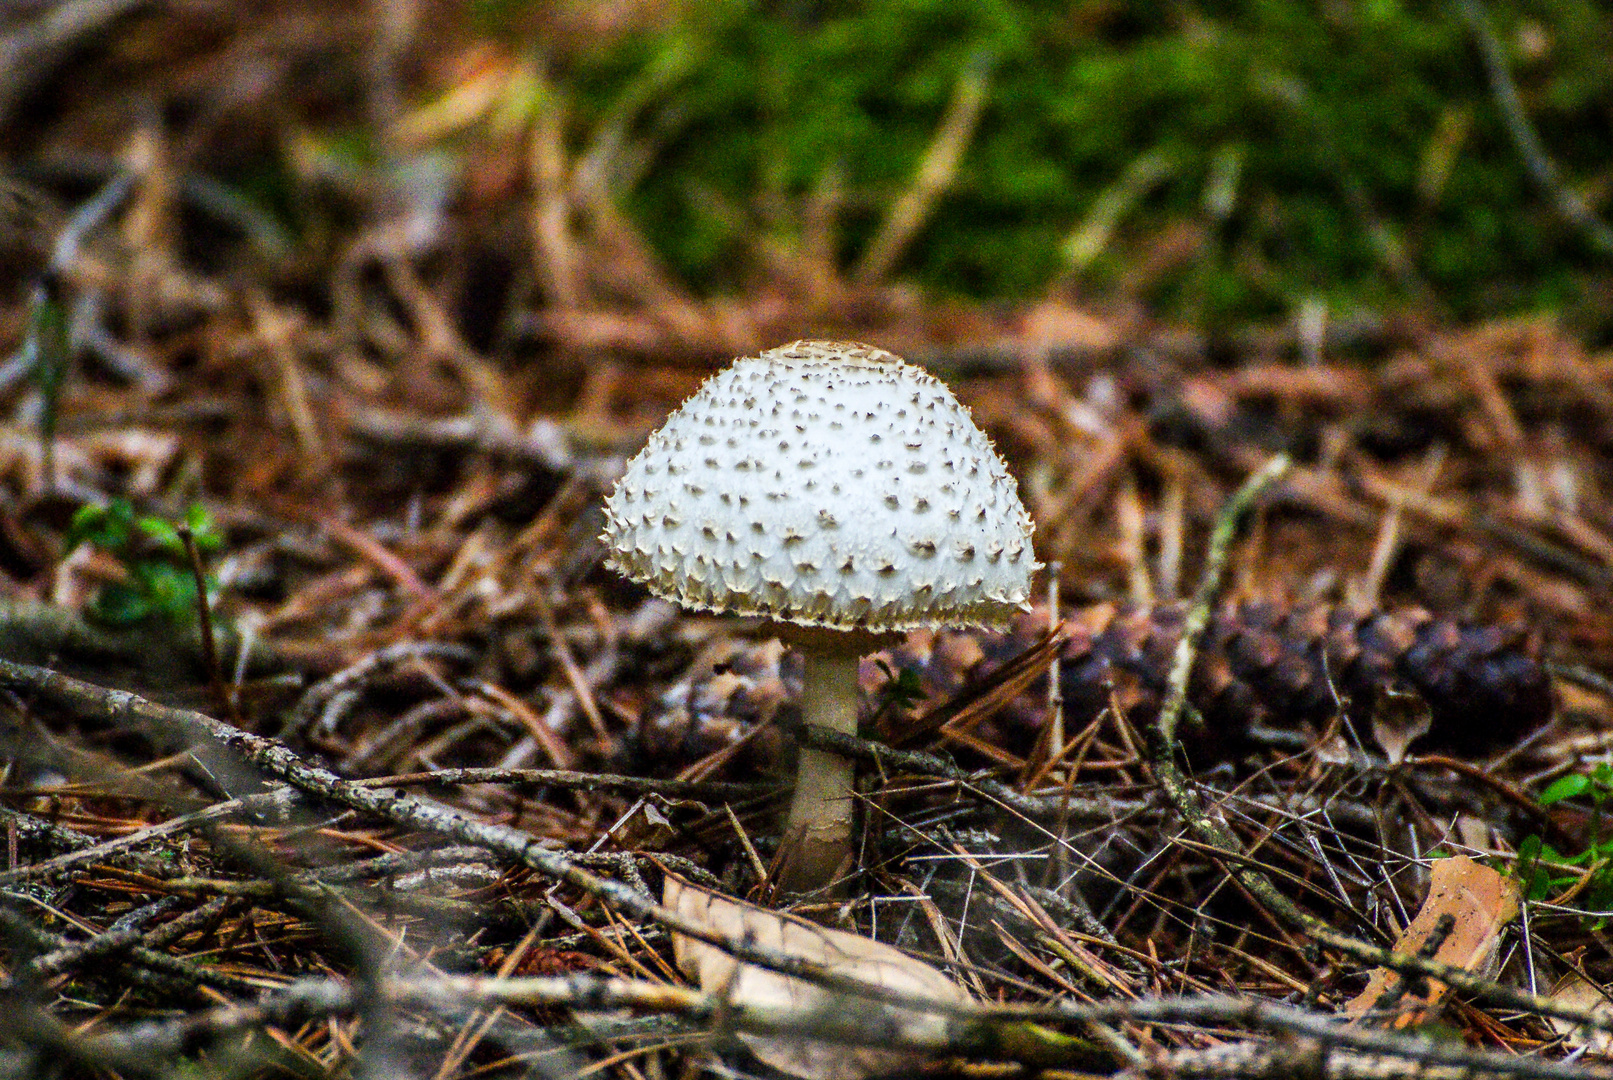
665, 874, 972, 1080
1545, 971, 1613, 1057
1370, 682, 1433, 764
1345, 855, 1521, 1024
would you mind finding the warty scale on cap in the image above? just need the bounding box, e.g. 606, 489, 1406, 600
601, 340, 1039, 632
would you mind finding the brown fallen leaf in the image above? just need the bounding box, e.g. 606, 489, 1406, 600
1545, 970, 1613, 1057
664, 874, 973, 1080
1345, 855, 1521, 1025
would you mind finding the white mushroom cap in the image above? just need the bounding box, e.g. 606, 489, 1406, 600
601, 340, 1040, 633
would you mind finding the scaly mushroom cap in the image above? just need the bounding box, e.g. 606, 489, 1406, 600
601, 340, 1039, 632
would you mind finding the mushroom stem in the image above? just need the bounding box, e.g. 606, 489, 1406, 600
778, 650, 860, 893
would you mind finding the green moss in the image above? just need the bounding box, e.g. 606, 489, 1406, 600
559, 0, 1613, 323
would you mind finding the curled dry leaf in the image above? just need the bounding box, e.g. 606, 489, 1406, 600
1369, 682, 1433, 765
664, 874, 973, 1080
1345, 855, 1521, 1025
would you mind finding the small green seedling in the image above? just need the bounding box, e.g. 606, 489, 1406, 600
64, 500, 221, 625
872, 659, 926, 713
1515, 764, 1613, 924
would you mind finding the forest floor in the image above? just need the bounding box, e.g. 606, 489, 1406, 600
1, 4, 1613, 1079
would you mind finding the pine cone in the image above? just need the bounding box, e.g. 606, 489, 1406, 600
889, 602, 1552, 761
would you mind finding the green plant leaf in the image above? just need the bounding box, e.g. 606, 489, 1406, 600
874, 659, 926, 710
1514, 835, 1564, 902
66, 499, 138, 554
64, 504, 108, 553
133, 562, 201, 620
91, 583, 153, 626
1540, 774, 1592, 805
184, 504, 222, 550
1517, 834, 1542, 863
136, 515, 185, 556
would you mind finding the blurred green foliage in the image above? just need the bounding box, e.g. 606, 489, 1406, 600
65, 501, 221, 626
557, 0, 1613, 324
1516, 765, 1613, 923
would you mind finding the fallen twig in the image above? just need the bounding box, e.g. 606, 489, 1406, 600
1142, 455, 1609, 1042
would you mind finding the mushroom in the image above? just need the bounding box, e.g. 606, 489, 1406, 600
601, 340, 1039, 892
